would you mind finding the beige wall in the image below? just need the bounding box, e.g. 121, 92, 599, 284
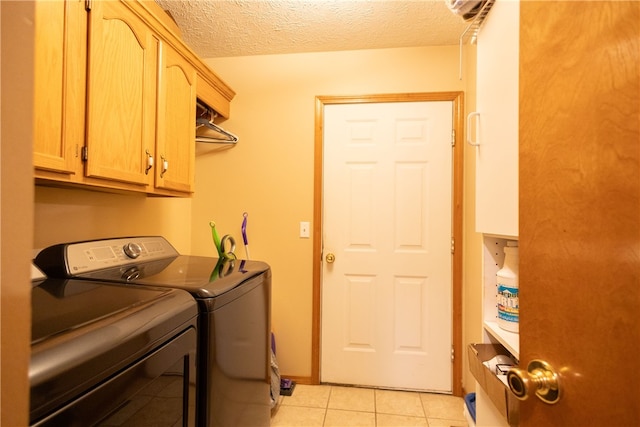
34, 187, 192, 253
196, 45, 483, 390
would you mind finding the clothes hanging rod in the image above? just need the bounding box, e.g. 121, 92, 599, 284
196, 101, 239, 144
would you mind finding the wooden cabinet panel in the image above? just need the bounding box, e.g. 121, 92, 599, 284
33, 0, 85, 175
85, 0, 157, 188
155, 43, 196, 193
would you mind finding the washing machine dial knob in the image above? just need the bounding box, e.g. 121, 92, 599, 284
123, 242, 142, 259
122, 266, 141, 281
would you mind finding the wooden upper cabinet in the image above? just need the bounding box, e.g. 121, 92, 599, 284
33, 0, 86, 176
85, 0, 157, 188
155, 44, 196, 194
33, 0, 235, 196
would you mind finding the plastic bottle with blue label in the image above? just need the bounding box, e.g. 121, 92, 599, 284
497, 241, 519, 333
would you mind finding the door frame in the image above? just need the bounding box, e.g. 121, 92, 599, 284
311, 92, 465, 396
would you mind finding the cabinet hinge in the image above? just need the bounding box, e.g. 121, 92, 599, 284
81, 146, 88, 161
85, 0, 92, 12
451, 129, 456, 147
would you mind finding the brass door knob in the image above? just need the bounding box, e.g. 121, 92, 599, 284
507, 360, 561, 404
325, 253, 336, 263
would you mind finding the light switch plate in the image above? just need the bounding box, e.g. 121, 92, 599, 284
299, 221, 310, 238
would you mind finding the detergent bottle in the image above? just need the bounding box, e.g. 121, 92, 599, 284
496, 241, 519, 333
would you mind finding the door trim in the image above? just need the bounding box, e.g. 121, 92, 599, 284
312, 92, 465, 396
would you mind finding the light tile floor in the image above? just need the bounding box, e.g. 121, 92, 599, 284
271, 384, 469, 427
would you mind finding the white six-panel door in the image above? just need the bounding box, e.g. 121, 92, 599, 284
321, 101, 453, 392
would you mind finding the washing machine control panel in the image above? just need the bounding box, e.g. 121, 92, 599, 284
61, 236, 180, 275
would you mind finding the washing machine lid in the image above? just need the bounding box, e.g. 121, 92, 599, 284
30, 278, 197, 421
31, 278, 195, 343
34, 236, 271, 299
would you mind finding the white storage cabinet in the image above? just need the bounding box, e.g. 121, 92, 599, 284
471, 1, 520, 426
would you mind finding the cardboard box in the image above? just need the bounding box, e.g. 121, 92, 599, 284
468, 343, 519, 426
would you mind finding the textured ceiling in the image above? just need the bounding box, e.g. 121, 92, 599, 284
154, 0, 470, 58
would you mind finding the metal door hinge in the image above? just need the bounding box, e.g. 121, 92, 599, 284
81, 146, 88, 161
451, 237, 455, 254
85, 0, 92, 12
451, 346, 455, 362
451, 129, 456, 147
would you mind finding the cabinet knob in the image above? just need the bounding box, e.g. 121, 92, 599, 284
160, 155, 169, 177
145, 149, 154, 175
507, 359, 561, 404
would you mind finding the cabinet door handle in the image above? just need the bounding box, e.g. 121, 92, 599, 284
145, 149, 154, 175
466, 112, 480, 146
160, 155, 169, 178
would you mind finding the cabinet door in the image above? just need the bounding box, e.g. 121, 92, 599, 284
33, 0, 85, 175
85, 0, 157, 187
475, 0, 519, 237
155, 43, 196, 194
